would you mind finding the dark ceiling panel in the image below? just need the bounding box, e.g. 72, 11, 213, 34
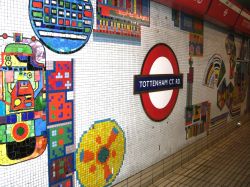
236, 0, 250, 10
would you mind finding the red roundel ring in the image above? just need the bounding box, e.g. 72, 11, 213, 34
140, 43, 180, 121
12, 122, 29, 142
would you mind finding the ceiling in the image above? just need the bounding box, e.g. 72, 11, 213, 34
236, 0, 250, 10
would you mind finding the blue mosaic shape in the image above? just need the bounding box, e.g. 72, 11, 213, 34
29, 0, 94, 54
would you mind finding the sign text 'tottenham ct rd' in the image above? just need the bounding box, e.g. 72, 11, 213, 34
134, 74, 183, 94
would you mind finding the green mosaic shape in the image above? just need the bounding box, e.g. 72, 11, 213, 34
6, 121, 35, 142
5, 44, 32, 54
49, 124, 73, 159
0, 125, 7, 143
35, 95, 46, 111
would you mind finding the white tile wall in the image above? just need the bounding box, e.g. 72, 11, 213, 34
0, 1, 248, 186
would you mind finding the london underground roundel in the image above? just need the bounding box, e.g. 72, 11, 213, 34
134, 43, 183, 121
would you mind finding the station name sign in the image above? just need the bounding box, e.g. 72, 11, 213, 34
134, 74, 183, 94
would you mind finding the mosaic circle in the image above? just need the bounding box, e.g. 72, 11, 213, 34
29, 0, 94, 54
76, 119, 126, 187
12, 123, 30, 142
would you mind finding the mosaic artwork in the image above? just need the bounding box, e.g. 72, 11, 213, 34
76, 119, 126, 187
186, 57, 194, 107
214, 59, 248, 117
172, 11, 204, 57
171, 9, 180, 27
179, 12, 203, 34
233, 62, 248, 105
189, 33, 203, 57
0, 33, 47, 165
203, 54, 226, 89
94, 0, 150, 44
225, 34, 236, 79
228, 61, 248, 118
185, 101, 211, 139
217, 79, 227, 110
207, 38, 248, 115
29, 0, 94, 54
186, 57, 211, 139
226, 82, 234, 111
203, 40, 249, 116
97, 0, 150, 26
238, 37, 249, 61
46, 60, 75, 186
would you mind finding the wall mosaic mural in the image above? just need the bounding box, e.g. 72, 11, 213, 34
185, 57, 211, 139
46, 60, 75, 186
225, 34, 237, 79
185, 101, 211, 139
29, 0, 94, 54
203, 38, 249, 119
203, 54, 226, 89
76, 119, 126, 187
0, 33, 47, 165
172, 11, 204, 57
0, 33, 75, 185
217, 79, 227, 110
0, 1, 249, 187
94, 0, 150, 44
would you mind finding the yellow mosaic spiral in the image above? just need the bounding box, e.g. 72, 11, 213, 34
76, 119, 126, 187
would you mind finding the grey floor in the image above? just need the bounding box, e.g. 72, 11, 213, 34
150, 120, 250, 187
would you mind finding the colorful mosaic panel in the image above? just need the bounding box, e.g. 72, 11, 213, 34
214, 60, 248, 117
217, 79, 227, 110
49, 154, 74, 184
0, 34, 47, 165
186, 57, 211, 139
94, 0, 150, 44
185, 102, 211, 139
46, 61, 73, 91
203, 54, 226, 89
225, 34, 236, 79
29, 0, 94, 54
46, 60, 75, 187
48, 122, 73, 159
48, 92, 73, 124
76, 119, 126, 187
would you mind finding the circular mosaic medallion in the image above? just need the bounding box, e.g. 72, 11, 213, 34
29, 0, 94, 54
12, 123, 29, 142
76, 119, 126, 187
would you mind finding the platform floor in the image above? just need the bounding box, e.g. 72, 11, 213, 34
150, 120, 250, 187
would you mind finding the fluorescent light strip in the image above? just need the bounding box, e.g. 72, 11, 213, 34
241, 10, 250, 20
219, 0, 241, 13
39, 31, 87, 39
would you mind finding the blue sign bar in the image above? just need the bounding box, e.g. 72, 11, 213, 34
134, 74, 183, 94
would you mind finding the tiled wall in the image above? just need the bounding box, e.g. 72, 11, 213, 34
0, 0, 248, 187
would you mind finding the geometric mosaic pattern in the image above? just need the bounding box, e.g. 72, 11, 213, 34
0, 34, 47, 165
46, 60, 75, 187
203, 54, 226, 89
76, 119, 126, 187
94, 0, 150, 44
29, 0, 94, 54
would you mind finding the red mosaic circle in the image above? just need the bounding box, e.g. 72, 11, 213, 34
12, 123, 29, 142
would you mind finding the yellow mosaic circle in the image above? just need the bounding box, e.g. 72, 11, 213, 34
76, 119, 126, 187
